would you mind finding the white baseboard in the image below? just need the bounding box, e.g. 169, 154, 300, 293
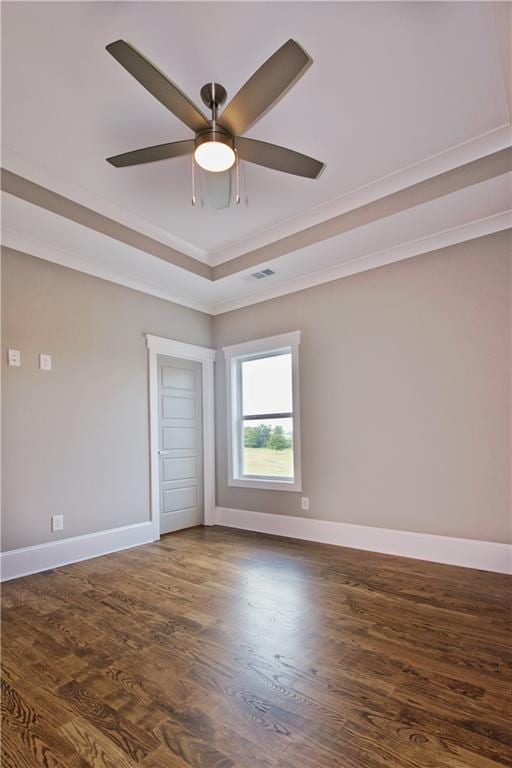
0, 521, 155, 582
215, 507, 512, 575
3, 512, 509, 581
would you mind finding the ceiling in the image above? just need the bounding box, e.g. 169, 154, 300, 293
1, 1, 511, 313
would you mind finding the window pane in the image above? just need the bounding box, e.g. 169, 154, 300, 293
242, 417, 294, 478
241, 353, 292, 416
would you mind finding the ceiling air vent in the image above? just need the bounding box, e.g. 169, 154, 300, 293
250, 268, 275, 280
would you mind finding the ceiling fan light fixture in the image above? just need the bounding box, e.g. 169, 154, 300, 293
105, 40, 324, 187
194, 131, 235, 173
194, 141, 235, 173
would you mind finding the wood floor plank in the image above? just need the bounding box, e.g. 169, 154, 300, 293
2, 527, 511, 767
60, 718, 138, 768
56, 678, 160, 762
1, 679, 86, 768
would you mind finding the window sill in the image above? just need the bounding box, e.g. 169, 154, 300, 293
228, 477, 302, 492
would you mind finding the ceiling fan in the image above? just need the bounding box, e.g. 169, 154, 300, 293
105, 39, 324, 206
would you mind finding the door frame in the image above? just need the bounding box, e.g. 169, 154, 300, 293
146, 334, 216, 539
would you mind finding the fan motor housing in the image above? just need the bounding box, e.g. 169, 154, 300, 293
195, 126, 234, 151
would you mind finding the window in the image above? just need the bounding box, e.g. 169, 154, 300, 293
223, 332, 302, 491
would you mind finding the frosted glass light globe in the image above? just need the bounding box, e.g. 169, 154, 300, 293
194, 141, 235, 173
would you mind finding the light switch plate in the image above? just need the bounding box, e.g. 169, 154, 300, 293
8, 349, 21, 367
39, 353, 52, 371
51, 515, 64, 532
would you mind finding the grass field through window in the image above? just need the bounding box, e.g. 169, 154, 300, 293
243, 447, 293, 478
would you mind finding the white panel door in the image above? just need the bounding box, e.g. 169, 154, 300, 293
158, 355, 203, 534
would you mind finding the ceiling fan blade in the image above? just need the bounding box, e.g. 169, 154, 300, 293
106, 40, 210, 133
107, 139, 195, 167
205, 170, 232, 209
237, 137, 324, 179
219, 40, 311, 136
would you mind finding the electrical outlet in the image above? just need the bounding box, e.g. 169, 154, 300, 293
39, 353, 52, 371
8, 349, 21, 367
301, 497, 310, 511
51, 515, 64, 532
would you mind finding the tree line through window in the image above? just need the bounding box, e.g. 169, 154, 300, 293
244, 423, 293, 450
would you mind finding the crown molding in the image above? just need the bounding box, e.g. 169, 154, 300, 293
212, 145, 512, 280
1, 170, 213, 280
3, 125, 510, 274
210, 124, 512, 266
3, 209, 509, 318
1, 146, 210, 264
5, 144, 509, 285
210, 211, 512, 315
1, 229, 214, 315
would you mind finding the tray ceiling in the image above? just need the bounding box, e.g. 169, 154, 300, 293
1, 2, 511, 313
2, 1, 509, 257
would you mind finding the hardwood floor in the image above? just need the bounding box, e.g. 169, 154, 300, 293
1, 526, 511, 768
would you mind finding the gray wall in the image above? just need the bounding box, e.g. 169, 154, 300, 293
213, 231, 511, 544
3, 232, 510, 552
1, 248, 212, 551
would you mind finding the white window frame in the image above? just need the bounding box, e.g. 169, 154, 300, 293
223, 331, 302, 492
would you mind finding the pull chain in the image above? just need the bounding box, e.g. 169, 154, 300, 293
235, 147, 240, 205
191, 154, 196, 206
